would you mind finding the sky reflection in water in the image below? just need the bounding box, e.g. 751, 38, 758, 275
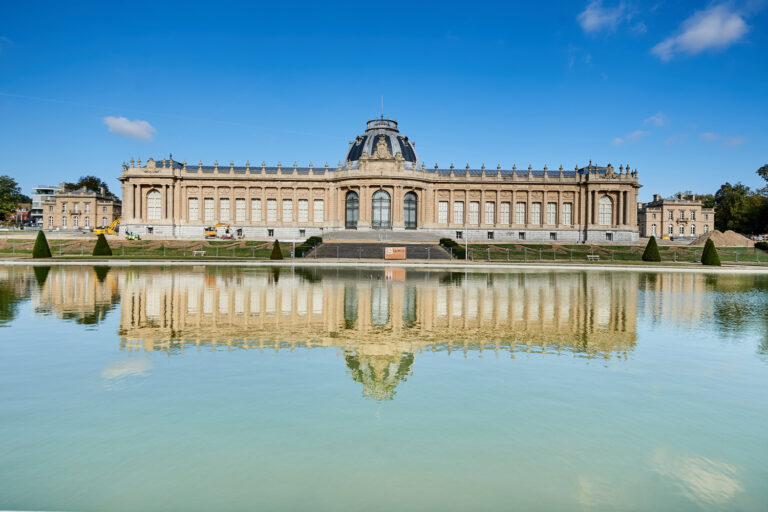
0, 265, 766, 512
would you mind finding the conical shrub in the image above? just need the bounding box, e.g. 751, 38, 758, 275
92, 234, 112, 256
32, 230, 52, 258
33, 266, 51, 286
641, 236, 661, 262
701, 239, 721, 266
270, 239, 283, 260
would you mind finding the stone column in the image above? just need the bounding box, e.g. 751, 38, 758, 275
123, 183, 133, 223
135, 185, 141, 221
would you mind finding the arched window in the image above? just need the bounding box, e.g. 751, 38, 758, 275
84, 216, 90, 228
404, 191, 417, 229
679, 225, 685, 235
668, 224, 674, 235
372, 190, 391, 229
48, 216, 54, 229
147, 189, 161, 220
345, 191, 359, 229
691, 225, 696, 236
102, 217, 107, 227
651, 224, 657, 236
598, 196, 613, 225
704, 224, 709, 233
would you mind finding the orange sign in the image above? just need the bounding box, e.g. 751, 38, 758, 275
384, 247, 406, 260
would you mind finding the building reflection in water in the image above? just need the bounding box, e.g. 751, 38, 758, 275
116, 266, 639, 400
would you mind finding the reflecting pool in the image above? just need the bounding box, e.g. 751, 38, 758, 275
1, 265, 767, 511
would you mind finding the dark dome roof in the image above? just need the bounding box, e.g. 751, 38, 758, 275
343, 118, 419, 170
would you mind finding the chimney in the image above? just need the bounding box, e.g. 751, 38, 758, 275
100, 186, 105, 196
653, 194, 660, 201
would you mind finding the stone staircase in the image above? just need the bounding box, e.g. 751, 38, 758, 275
307, 242, 452, 260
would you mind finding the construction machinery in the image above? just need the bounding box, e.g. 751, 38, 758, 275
125, 231, 141, 241
204, 223, 232, 239
94, 217, 120, 236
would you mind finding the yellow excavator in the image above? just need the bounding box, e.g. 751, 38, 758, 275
94, 217, 120, 235
204, 223, 232, 239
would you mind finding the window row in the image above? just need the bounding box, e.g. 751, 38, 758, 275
48, 216, 109, 229
655, 224, 706, 236
187, 197, 324, 223
668, 210, 698, 221
58, 203, 103, 214
436, 201, 576, 226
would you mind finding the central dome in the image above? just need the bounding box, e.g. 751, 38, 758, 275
343, 118, 419, 170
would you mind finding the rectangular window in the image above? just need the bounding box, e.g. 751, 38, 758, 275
62, 216, 67, 228
267, 228, 274, 237
49, 205, 53, 213
546, 202, 557, 224
85, 203, 91, 213
469, 201, 480, 225
691, 225, 696, 235
680, 211, 685, 220
74, 203, 79, 213
669, 211, 673, 220
438, 201, 449, 224
282, 199, 293, 222
188, 198, 199, 220
313, 199, 324, 223
691, 211, 696, 221
103, 206, 107, 213
680, 225, 685, 235
298, 199, 309, 222
220, 198, 230, 221
518, 232, 525, 240
62, 203, 67, 213
487, 231, 494, 240
669, 224, 674, 235
85, 217, 90, 228
453, 201, 464, 224
562, 203, 572, 225
500, 202, 510, 225
531, 202, 542, 225
147, 193, 161, 220
299, 229, 306, 237
456, 231, 463, 239
251, 199, 262, 222
236, 198, 246, 222
605, 233, 613, 241
484, 202, 495, 225
204, 198, 214, 222
267, 199, 277, 222
73, 216, 78, 228
550, 232, 557, 240
48, 216, 54, 228
652, 213, 656, 219
102, 217, 107, 227
515, 202, 526, 224
704, 214, 709, 221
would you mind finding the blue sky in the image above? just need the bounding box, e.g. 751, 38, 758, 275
1, 1, 766, 201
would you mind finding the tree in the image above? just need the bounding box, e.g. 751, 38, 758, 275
714, 182, 752, 232
270, 239, 283, 260
697, 193, 715, 209
701, 239, 721, 266
92, 234, 113, 256
642, 236, 661, 262
758, 164, 768, 183
0, 175, 26, 221
32, 230, 52, 258
62, 176, 116, 197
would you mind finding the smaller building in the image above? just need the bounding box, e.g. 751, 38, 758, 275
42, 186, 121, 231
30, 185, 62, 227
11, 202, 32, 224
637, 193, 714, 240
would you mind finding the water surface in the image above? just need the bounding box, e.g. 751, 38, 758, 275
1, 265, 766, 511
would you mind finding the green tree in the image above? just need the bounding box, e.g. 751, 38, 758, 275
0, 175, 27, 221
697, 193, 715, 209
701, 239, 722, 266
714, 182, 752, 232
32, 230, 52, 258
757, 164, 768, 183
92, 234, 113, 256
641, 236, 661, 262
62, 176, 115, 197
270, 239, 283, 260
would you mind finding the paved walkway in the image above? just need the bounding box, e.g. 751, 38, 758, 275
311, 242, 451, 260
321, 230, 442, 242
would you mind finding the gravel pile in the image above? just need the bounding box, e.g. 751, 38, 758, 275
689, 229, 754, 247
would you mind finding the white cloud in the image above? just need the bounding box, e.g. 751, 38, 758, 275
612, 130, 649, 146
699, 132, 745, 147
578, 1, 627, 33
644, 111, 668, 127
103, 116, 156, 140
652, 4, 749, 61
665, 134, 688, 146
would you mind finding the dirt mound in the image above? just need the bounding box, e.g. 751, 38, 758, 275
689, 229, 754, 247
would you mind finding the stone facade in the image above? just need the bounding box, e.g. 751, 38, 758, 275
42, 186, 121, 231
637, 193, 715, 240
119, 118, 641, 242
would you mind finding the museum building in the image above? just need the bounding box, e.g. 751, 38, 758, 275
119, 117, 641, 242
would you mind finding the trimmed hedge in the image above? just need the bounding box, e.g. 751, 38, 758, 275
440, 238, 466, 259
641, 236, 661, 262
270, 239, 284, 260
32, 230, 52, 258
92, 234, 113, 256
295, 236, 322, 258
701, 239, 722, 266
756, 241, 768, 252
